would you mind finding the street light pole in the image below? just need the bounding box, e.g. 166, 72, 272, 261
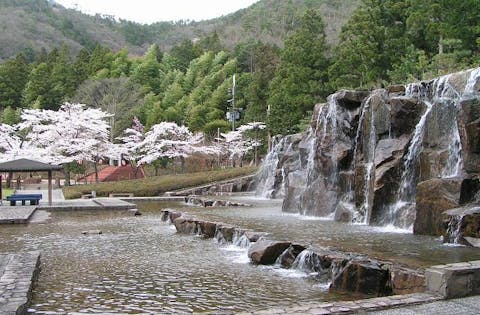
231, 74, 236, 131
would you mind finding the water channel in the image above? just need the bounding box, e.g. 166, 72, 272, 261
1, 194, 480, 313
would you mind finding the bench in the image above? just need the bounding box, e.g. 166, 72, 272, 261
6, 194, 42, 206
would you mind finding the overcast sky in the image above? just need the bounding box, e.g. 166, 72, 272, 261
55, 0, 259, 24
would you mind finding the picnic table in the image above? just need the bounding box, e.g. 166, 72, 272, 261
6, 194, 42, 206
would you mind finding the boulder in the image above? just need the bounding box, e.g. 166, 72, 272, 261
173, 217, 197, 234
443, 206, 480, 247
248, 239, 292, 265
335, 90, 369, 110
459, 177, 480, 204
169, 211, 182, 222
161, 209, 182, 222
243, 231, 268, 242
414, 178, 462, 236
334, 201, 354, 223
330, 260, 391, 296
197, 221, 217, 238
387, 85, 406, 94
390, 96, 426, 137
276, 244, 306, 268
390, 267, 426, 295
214, 225, 236, 243
458, 98, 480, 174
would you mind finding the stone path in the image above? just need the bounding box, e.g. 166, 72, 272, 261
0, 206, 37, 224
0, 252, 40, 315
240, 293, 480, 314
36, 198, 136, 211
93, 197, 137, 209
239, 293, 442, 315
368, 295, 480, 314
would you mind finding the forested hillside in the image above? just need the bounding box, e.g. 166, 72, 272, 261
0, 0, 358, 62
0, 0, 478, 140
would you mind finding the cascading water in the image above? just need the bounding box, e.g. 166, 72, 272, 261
445, 214, 464, 244
232, 232, 250, 248
300, 94, 340, 216
351, 94, 379, 224
255, 67, 480, 232
381, 99, 434, 228
381, 69, 480, 229
255, 137, 285, 198
291, 250, 323, 273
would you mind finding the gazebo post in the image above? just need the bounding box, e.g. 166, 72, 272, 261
48, 170, 52, 206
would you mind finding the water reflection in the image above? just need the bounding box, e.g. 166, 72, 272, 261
0, 203, 342, 314
1, 194, 479, 314
171, 194, 480, 268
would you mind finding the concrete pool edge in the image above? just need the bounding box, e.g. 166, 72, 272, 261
0, 251, 41, 315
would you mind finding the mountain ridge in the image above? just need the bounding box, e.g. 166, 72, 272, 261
0, 0, 359, 62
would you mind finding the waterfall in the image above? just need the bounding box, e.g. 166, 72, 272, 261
442, 121, 463, 178
255, 137, 285, 198
291, 250, 323, 273
352, 94, 377, 224
232, 232, 250, 248
254, 67, 480, 229
300, 94, 340, 216
380, 81, 437, 228
381, 70, 480, 228
464, 68, 480, 95
445, 214, 464, 244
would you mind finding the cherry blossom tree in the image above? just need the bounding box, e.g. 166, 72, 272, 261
138, 122, 219, 174
116, 116, 145, 178
18, 103, 112, 184
221, 122, 266, 166
0, 123, 49, 163
237, 122, 266, 166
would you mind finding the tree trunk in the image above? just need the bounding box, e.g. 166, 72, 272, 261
63, 169, 71, 186
439, 35, 444, 55
94, 157, 99, 183
180, 156, 185, 174
6, 172, 12, 188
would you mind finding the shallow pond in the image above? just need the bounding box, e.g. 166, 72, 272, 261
0, 200, 343, 314
1, 194, 479, 314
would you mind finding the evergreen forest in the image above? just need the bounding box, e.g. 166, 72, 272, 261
0, 0, 479, 137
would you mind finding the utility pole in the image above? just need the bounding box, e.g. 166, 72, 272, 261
231, 74, 236, 131
226, 74, 238, 131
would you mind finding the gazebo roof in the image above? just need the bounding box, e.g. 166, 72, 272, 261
0, 158, 63, 172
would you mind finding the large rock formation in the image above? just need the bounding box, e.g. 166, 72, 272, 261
255, 67, 480, 236
414, 178, 462, 236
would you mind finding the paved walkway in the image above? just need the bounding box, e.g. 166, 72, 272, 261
0, 206, 37, 224
21, 189, 65, 203
0, 252, 40, 315
368, 295, 480, 314
242, 293, 480, 314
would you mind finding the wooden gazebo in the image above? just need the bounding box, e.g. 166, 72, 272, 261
0, 158, 63, 206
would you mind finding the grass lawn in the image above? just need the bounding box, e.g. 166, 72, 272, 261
63, 167, 257, 199
1, 188, 14, 199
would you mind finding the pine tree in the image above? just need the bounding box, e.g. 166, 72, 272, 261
0, 53, 30, 110
267, 10, 330, 135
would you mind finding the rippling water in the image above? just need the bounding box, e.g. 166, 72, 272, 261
1, 194, 479, 314
0, 201, 345, 314
179, 194, 480, 268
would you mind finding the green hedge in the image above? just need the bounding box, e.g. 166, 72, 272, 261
62, 167, 257, 199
